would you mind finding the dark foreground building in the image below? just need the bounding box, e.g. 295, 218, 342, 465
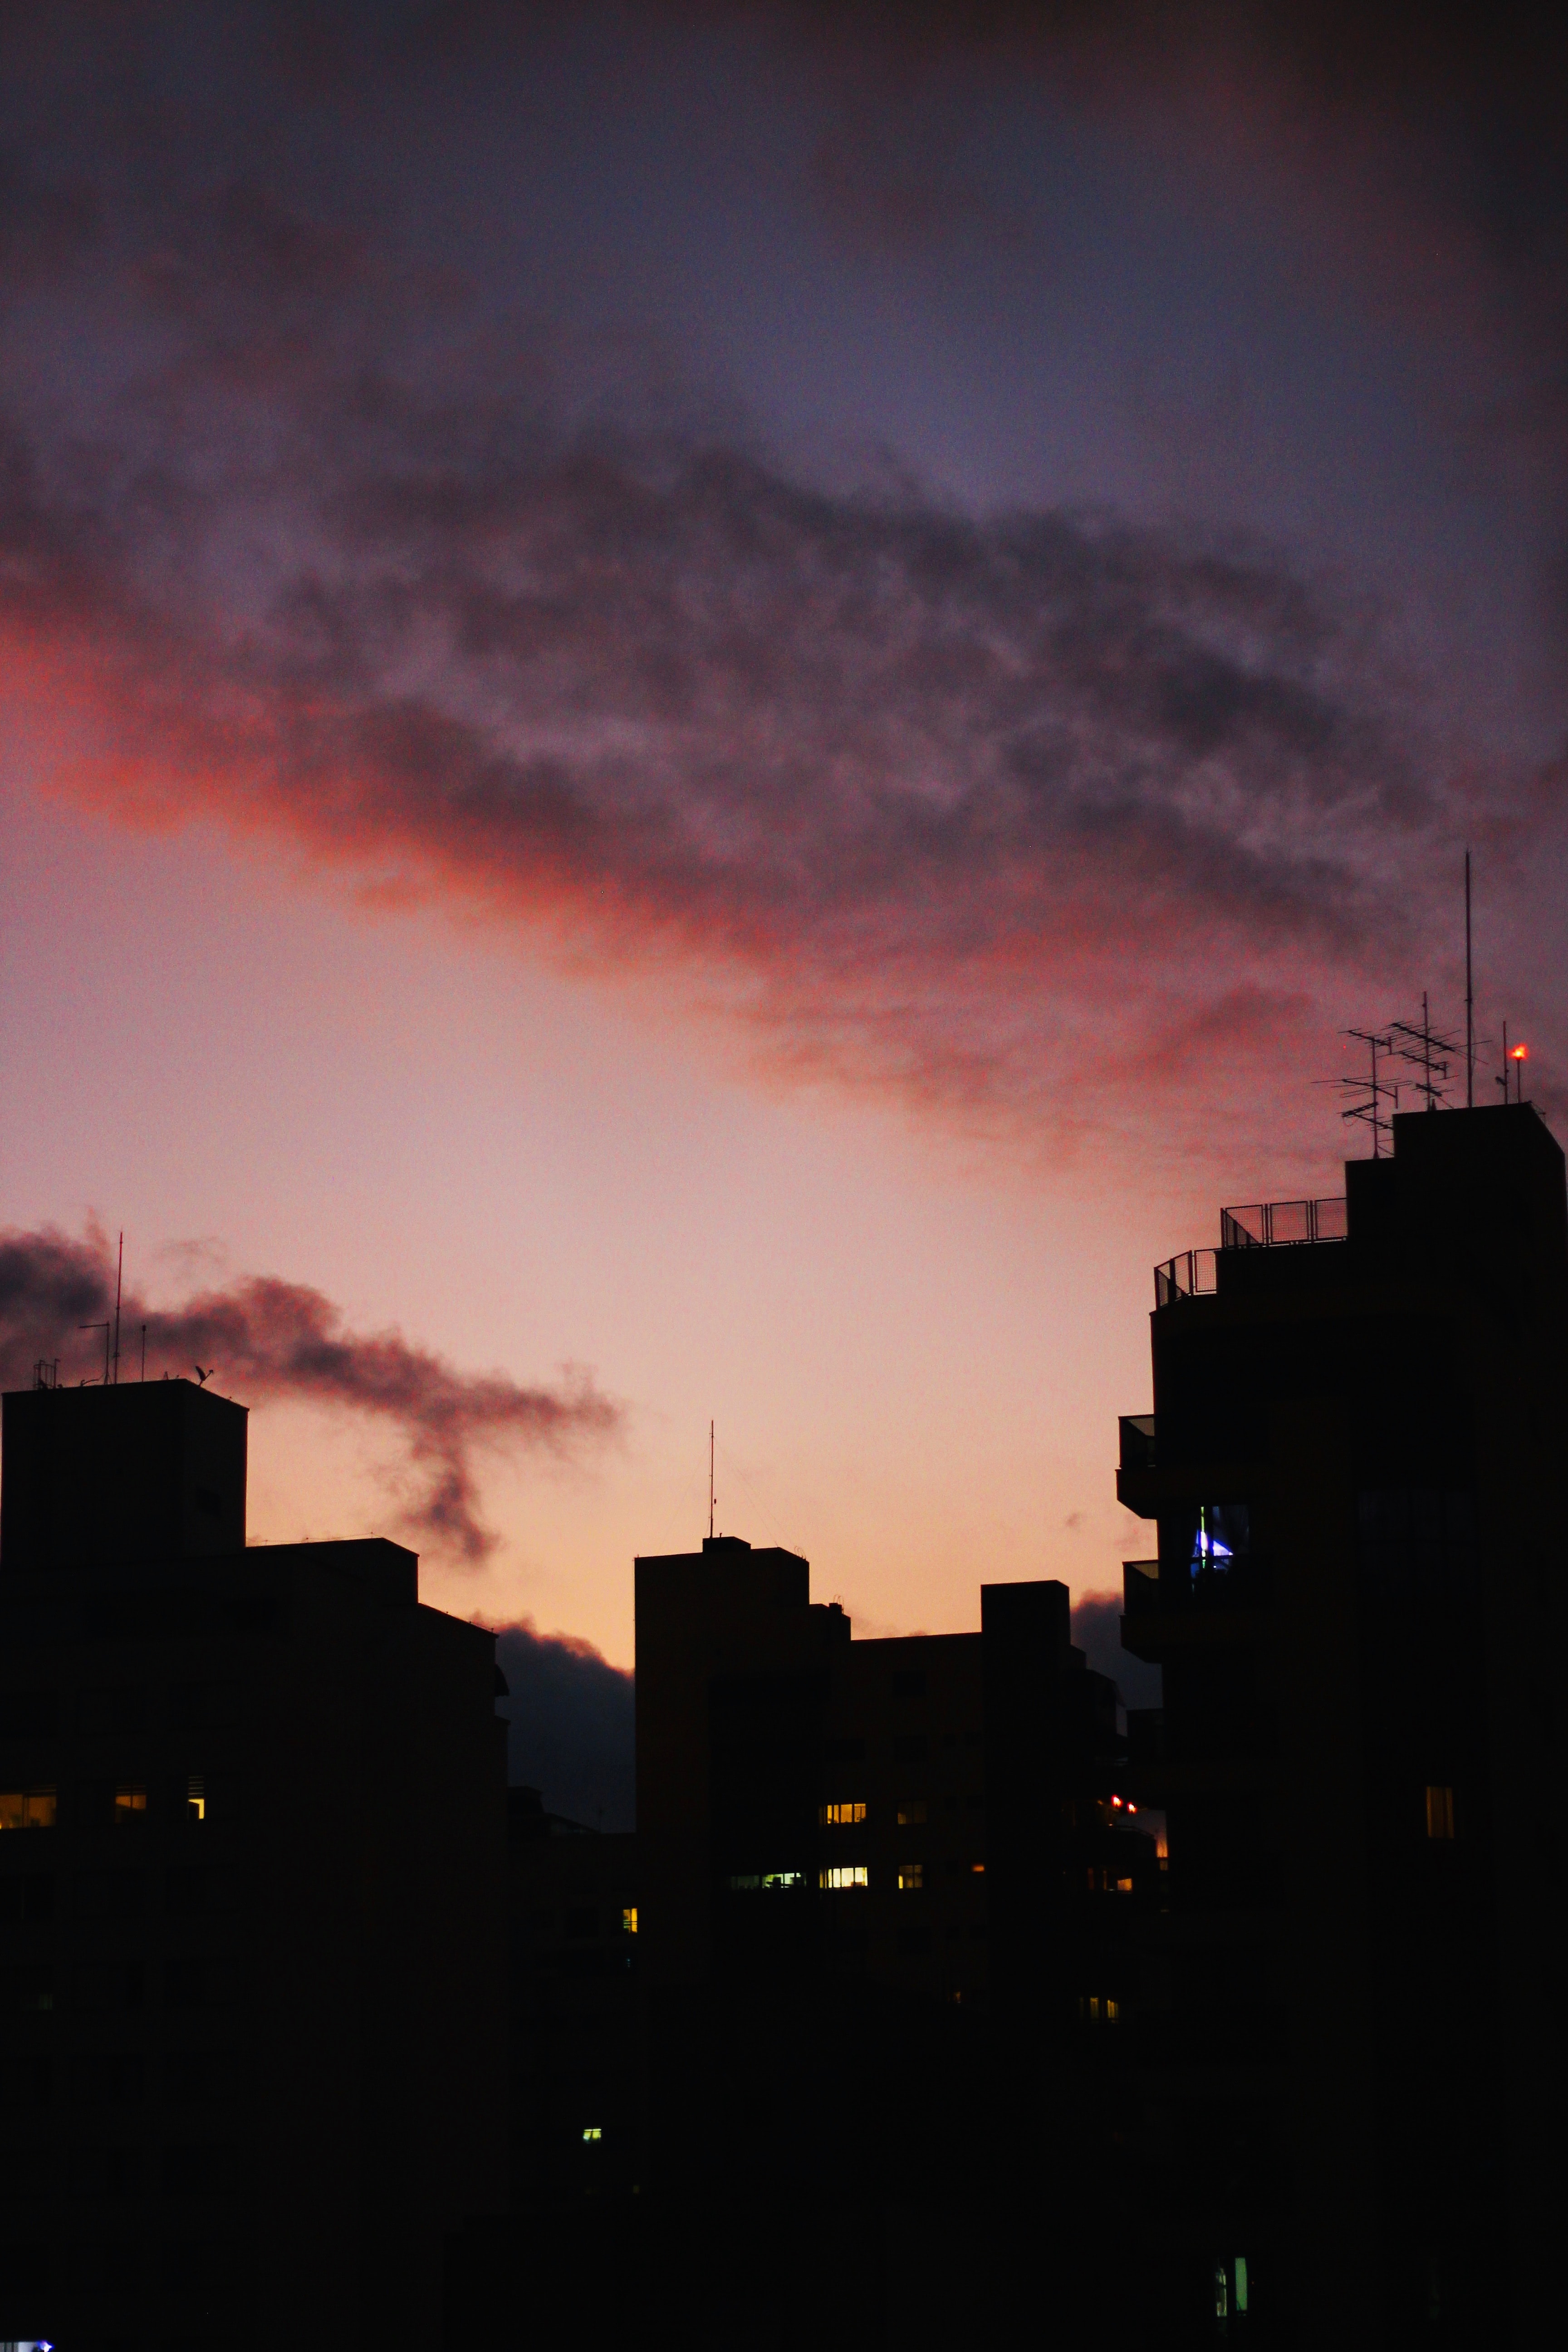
0, 1376, 507, 2350
1118, 1103, 1566, 2349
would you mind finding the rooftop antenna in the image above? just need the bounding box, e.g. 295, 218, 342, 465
1327, 1027, 1399, 1157
1511, 1040, 1529, 1102
140, 1324, 147, 1382
1387, 993, 1459, 1111
79, 1321, 111, 1385
1496, 1019, 1510, 1104
709, 1420, 715, 1541
1465, 851, 1475, 1109
112, 1231, 123, 1388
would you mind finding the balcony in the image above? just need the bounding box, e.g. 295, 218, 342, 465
1220, 1196, 1347, 1250
1154, 1195, 1348, 1306
1118, 1415, 1157, 1474
1122, 1558, 1160, 1615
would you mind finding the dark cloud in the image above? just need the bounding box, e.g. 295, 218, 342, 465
1072, 1591, 1160, 1712
0, 1225, 619, 1562
0, 1, 1557, 1152
493, 1621, 636, 1830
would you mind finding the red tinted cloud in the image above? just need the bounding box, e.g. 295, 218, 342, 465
0, 1226, 619, 1562
0, 3, 1559, 1157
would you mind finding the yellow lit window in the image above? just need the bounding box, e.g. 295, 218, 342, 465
0, 1787, 57, 1831
819, 1866, 868, 1891
895, 1801, 927, 1827
1425, 1785, 1455, 1840
970, 1862, 985, 1874
897, 1862, 924, 1892
581, 2126, 602, 2142
1115, 1877, 1134, 1895
186, 1775, 206, 1824
1079, 1994, 1121, 2024
114, 1785, 147, 1823
819, 1800, 867, 1827
622, 1906, 638, 1935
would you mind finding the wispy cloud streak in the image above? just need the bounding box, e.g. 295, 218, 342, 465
0, 2, 1556, 1151
0, 1226, 619, 1561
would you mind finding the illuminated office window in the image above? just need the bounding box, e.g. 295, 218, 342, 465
186, 1775, 206, 1824
895, 1800, 927, 1827
0, 1788, 56, 1831
897, 1862, 924, 1892
818, 1801, 867, 1827
1425, 1784, 1455, 1840
1078, 1994, 1120, 2024
622, 1906, 638, 1935
725, 1872, 803, 1891
581, 2126, 602, 2142
819, 1866, 868, 1891
114, 1785, 147, 1823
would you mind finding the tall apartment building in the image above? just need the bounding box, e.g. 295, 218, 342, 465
1118, 1104, 1565, 2348
0, 1376, 507, 2350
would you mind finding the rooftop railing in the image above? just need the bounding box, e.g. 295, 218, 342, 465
1220, 1196, 1348, 1250
1155, 1195, 1348, 1305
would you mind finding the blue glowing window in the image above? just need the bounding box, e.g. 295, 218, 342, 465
1190, 1504, 1249, 1576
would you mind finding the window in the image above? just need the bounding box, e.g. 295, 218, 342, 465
1183, 1502, 1250, 1577
818, 1801, 867, 1827
186, 1774, 206, 1824
0, 1965, 54, 2015
113, 1784, 147, 1823
725, 1872, 803, 1891
0, 1788, 56, 1832
897, 1862, 924, 1892
1079, 1995, 1120, 2024
581, 2126, 603, 2142
1426, 1784, 1455, 1840
0, 1874, 53, 1923
896, 1800, 927, 1827
819, 1866, 868, 1891
621, 1906, 638, 1935
1214, 2256, 1249, 2319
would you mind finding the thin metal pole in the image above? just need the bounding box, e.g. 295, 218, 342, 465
1465, 852, 1475, 1109
709, 1421, 715, 1541
112, 1232, 123, 1388
140, 1324, 147, 1382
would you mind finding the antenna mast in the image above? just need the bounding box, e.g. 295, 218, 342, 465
1329, 1027, 1399, 1156
112, 1231, 123, 1388
1387, 994, 1459, 1112
709, 1420, 715, 1541
1465, 851, 1475, 1109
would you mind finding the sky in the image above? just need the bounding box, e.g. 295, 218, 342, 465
2, 1, 1566, 1671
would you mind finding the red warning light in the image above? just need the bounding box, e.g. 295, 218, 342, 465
1512, 1044, 1529, 1060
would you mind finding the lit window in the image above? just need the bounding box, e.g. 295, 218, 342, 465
1235, 2256, 1249, 2315
0, 1788, 56, 1831
897, 1862, 924, 1892
1116, 1877, 1134, 1895
581, 2126, 602, 2142
819, 1866, 868, 1891
970, 1862, 985, 1874
1190, 1502, 1250, 1577
725, 1872, 804, 1891
1079, 1995, 1120, 2024
1425, 1785, 1455, 1840
114, 1785, 147, 1823
1213, 2256, 1248, 2318
186, 1775, 206, 1824
895, 1801, 927, 1827
622, 1906, 638, 1935
818, 1801, 867, 1826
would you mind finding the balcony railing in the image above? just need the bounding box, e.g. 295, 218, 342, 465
1123, 1558, 1160, 1614
1153, 1249, 1216, 1308
1220, 1195, 1348, 1250
1155, 1196, 1348, 1304
1119, 1416, 1157, 1475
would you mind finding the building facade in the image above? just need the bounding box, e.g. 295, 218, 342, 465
0, 1376, 507, 2350
1118, 1104, 1566, 2348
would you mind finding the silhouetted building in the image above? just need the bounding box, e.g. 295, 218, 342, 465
633, 1536, 1154, 2342
505, 1785, 641, 2205
1118, 1105, 1566, 2348
0, 1376, 507, 2350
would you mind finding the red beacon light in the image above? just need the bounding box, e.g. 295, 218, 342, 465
1512, 1043, 1529, 1061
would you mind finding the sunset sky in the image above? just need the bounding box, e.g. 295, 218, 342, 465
2, 3, 1565, 1668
